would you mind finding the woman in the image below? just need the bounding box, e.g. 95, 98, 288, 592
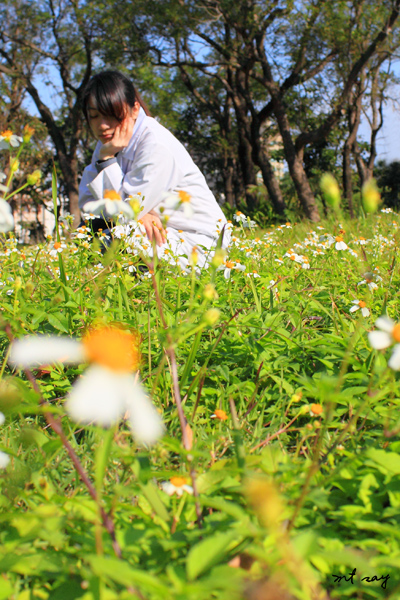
79, 70, 230, 267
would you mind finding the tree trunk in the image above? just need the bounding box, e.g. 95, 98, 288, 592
273, 100, 319, 220
342, 144, 355, 218
257, 67, 320, 221
237, 132, 258, 211
58, 154, 81, 227
224, 162, 236, 208
253, 134, 286, 215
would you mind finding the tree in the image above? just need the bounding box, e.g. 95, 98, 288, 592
0, 0, 99, 225
111, 0, 400, 221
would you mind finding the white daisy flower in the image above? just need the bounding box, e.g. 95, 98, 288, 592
233, 211, 247, 223
48, 241, 67, 258
9, 327, 164, 444
0, 129, 23, 148
0, 172, 8, 194
334, 236, 348, 250
368, 316, 400, 370
0, 451, 10, 469
161, 477, 193, 497
82, 212, 98, 221
82, 190, 134, 219
164, 190, 194, 218
217, 259, 246, 279
245, 270, 261, 278
349, 299, 370, 317
0, 199, 14, 233
74, 226, 91, 240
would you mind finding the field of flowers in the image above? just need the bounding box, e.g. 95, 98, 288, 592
0, 126, 399, 600
0, 191, 400, 600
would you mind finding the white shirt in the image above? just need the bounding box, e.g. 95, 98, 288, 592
79, 108, 228, 242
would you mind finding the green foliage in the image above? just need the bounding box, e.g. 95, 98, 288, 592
0, 205, 400, 598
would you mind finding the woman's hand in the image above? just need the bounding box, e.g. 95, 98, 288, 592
98, 114, 135, 160
139, 211, 167, 247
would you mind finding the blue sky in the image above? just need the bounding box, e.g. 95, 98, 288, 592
359, 102, 400, 164
24, 70, 400, 165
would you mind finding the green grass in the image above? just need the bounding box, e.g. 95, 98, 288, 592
0, 209, 400, 600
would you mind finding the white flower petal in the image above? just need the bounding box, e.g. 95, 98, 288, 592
349, 305, 359, 313
0, 412, 5, 426
389, 345, 400, 370
160, 481, 176, 496
0, 451, 10, 468
0, 199, 14, 233
105, 199, 133, 219
66, 366, 126, 427
361, 307, 370, 317
183, 203, 194, 218
368, 330, 392, 350
375, 316, 395, 333
125, 379, 164, 445
81, 200, 104, 215
9, 336, 85, 368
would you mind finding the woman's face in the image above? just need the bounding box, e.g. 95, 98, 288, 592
87, 102, 140, 143
87, 104, 119, 143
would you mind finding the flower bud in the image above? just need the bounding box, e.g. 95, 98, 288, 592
362, 179, 381, 213
211, 248, 226, 268
245, 477, 283, 530
203, 308, 220, 326
320, 173, 341, 209
23, 125, 35, 143
9, 159, 19, 174
128, 196, 142, 216
189, 246, 198, 267
203, 283, 218, 301
26, 170, 41, 186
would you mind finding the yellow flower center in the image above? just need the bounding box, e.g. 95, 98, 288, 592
310, 403, 323, 416
225, 261, 234, 269
54, 242, 61, 250
1, 130, 13, 141
335, 236, 343, 242
83, 326, 140, 372
170, 476, 187, 487
358, 301, 366, 308
393, 323, 400, 343
214, 409, 228, 421
103, 189, 122, 201
178, 190, 191, 203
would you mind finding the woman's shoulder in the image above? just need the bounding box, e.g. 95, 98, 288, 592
139, 116, 183, 149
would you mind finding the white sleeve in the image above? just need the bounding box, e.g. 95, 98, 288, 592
78, 142, 125, 210
79, 132, 182, 216
122, 132, 183, 218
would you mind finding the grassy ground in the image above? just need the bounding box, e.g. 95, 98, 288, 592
0, 209, 399, 600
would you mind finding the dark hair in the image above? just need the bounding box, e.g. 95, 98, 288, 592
82, 70, 151, 126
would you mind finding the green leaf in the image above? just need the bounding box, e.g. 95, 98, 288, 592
186, 530, 240, 580
0, 579, 13, 600
366, 448, 400, 474
140, 481, 170, 523
47, 313, 69, 333
88, 555, 169, 593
